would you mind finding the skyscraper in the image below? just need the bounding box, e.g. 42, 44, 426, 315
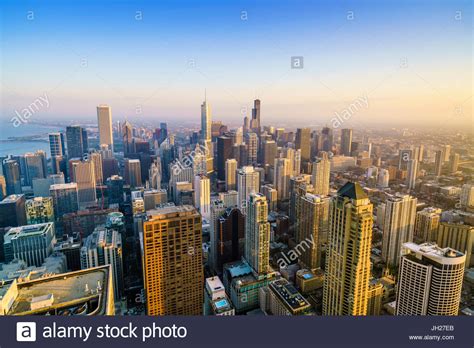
323, 182, 373, 315
81, 227, 123, 299
122, 120, 134, 155
321, 127, 333, 152
434, 150, 443, 176
311, 151, 330, 195
88, 152, 103, 185
273, 158, 291, 200
250, 99, 261, 133
340, 129, 353, 156
141, 205, 203, 315
217, 135, 233, 181
237, 166, 259, 213
262, 139, 277, 166
2, 160, 22, 195
66, 125, 88, 159
396, 242, 465, 315
0, 194, 27, 228
97, 105, 114, 151
124, 158, 142, 188
49, 183, 79, 217
414, 207, 442, 243
24, 151, 47, 186
49, 132, 65, 157
295, 128, 311, 162
460, 183, 474, 209
194, 174, 211, 219
225, 158, 237, 191
71, 160, 97, 208
201, 97, 211, 142
406, 158, 418, 190
216, 207, 246, 274
382, 193, 417, 267
245, 193, 270, 274
449, 153, 460, 174
295, 192, 330, 269
245, 132, 258, 165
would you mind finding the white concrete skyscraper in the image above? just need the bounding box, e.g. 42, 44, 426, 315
382, 193, 417, 267
194, 174, 211, 219
97, 105, 114, 151
396, 242, 465, 316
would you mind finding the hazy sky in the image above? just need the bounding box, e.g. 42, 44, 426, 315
1, 0, 472, 129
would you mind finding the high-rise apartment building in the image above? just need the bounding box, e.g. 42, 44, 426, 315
97, 105, 114, 151
434, 150, 443, 177
406, 159, 418, 190
141, 205, 203, 315
460, 183, 474, 210
437, 222, 474, 268
414, 207, 442, 243
382, 193, 417, 267
396, 242, 465, 315
311, 151, 330, 195
295, 192, 330, 269
237, 166, 259, 213
245, 132, 258, 165
273, 158, 290, 200
323, 182, 373, 315
245, 193, 270, 274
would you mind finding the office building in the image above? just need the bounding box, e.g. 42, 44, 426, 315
217, 135, 233, 181
323, 182, 373, 315
25, 197, 54, 224
215, 207, 245, 274
0, 194, 27, 228
66, 125, 88, 158
295, 128, 311, 162
124, 158, 142, 188
3, 222, 56, 266
434, 150, 443, 177
106, 175, 124, 205
262, 139, 277, 166
396, 242, 465, 315
245, 132, 258, 165
141, 205, 203, 315
97, 105, 114, 151
249, 99, 261, 133
340, 128, 352, 156
48, 132, 65, 157
88, 152, 103, 185
81, 227, 123, 299
143, 189, 167, 211
3, 160, 21, 195
49, 183, 79, 217
71, 160, 97, 208
382, 194, 417, 267
225, 158, 237, 191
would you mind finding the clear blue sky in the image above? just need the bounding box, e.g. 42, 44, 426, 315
1, 0, 472, 129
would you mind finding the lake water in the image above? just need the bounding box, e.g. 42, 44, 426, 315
0, 120, 64, 157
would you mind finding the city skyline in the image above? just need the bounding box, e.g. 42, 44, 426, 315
1, 0, 472, 129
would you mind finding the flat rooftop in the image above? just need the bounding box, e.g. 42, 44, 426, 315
403, 242, 466, 265
147, 204, 198, 219
0, 194, 24, 204
269, 279, 311, 312
5, 223, 53, 239
7, 265, 113, 315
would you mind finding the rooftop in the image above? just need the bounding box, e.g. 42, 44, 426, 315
6, 265, 113, 315
269, 278, 311, 312
403, 242, 466, 265
338, 182, 368, 200
0, 194, 24, 204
